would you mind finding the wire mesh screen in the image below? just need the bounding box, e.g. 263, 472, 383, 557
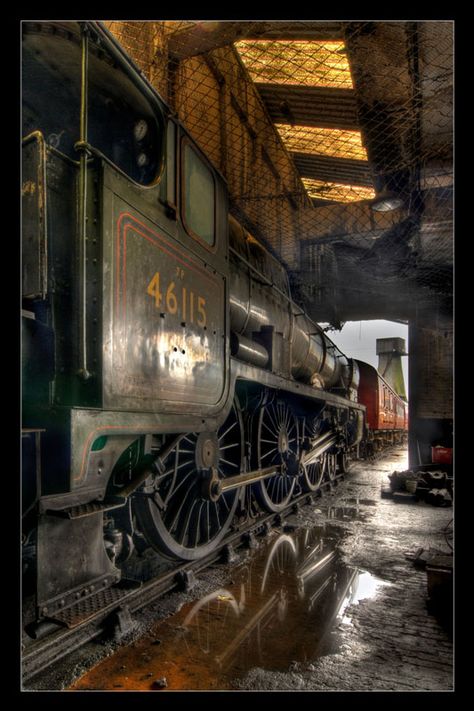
104, 20, 453, 324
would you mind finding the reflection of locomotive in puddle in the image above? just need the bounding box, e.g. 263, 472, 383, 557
173, 527, 383, 675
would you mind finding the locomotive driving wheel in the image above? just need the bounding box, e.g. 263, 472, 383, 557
254, 400, 299, 513
301, 456, 326, 492
134, 399, 244, 560
301, 418, 327, 493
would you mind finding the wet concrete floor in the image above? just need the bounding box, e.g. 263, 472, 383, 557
51, 445, 453, 691
71, 523, 389, 690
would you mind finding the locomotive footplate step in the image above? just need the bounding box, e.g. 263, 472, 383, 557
45, 498, 127, 519
47, 579, 141, 629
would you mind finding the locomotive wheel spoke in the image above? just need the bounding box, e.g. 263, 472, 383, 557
133, 398, 244, 560
254, 401, 298, 513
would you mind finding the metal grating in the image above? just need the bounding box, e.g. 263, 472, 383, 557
234, 39, 354, 88
274, 124, 370, 162
50, 582, 139, 628
103, 20, 453, 322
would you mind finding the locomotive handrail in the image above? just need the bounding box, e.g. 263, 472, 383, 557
23, 131, 81, 167
77, 26, 91, 381
73, 140, 162, 193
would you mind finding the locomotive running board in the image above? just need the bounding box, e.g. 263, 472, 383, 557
231, 358, 366, 412
44, 498, 127, 519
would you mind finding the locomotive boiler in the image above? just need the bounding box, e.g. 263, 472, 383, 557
228, 216, 360, 396
22, 20, 368, 629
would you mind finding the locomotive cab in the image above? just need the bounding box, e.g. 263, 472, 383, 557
23, 22, 230, 422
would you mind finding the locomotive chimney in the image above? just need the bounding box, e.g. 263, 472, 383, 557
376, 337, 408, 401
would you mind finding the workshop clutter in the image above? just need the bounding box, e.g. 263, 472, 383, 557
382, 468, 452, 506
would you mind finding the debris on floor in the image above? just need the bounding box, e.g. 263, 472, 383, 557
382, 468, 452, 506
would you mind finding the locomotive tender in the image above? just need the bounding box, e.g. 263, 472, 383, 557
21, 21, 403, 627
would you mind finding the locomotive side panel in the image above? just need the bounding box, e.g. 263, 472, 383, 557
102, 179, 228, 414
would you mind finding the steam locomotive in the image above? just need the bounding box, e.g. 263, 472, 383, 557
21, 21, 406, 628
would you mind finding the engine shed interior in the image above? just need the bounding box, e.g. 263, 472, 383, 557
21, 19, 453, 693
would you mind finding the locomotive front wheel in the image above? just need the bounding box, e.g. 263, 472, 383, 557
254, 400, 298, 513
134, 399, 244, 560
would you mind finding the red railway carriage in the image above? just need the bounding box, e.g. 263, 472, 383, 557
355, 360, 408, 437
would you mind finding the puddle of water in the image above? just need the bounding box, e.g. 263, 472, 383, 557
337, 571, 391, 626
71, 525, 390, 691
324, 505, 370, 521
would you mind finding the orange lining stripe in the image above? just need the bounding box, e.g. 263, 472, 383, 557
115, 212, 218, 321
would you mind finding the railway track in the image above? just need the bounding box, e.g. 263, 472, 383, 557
22, 478, 341, 684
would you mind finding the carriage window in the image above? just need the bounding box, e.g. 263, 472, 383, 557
183, 143, 215, 246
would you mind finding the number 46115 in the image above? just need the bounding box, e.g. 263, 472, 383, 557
146, 271, 207, 328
